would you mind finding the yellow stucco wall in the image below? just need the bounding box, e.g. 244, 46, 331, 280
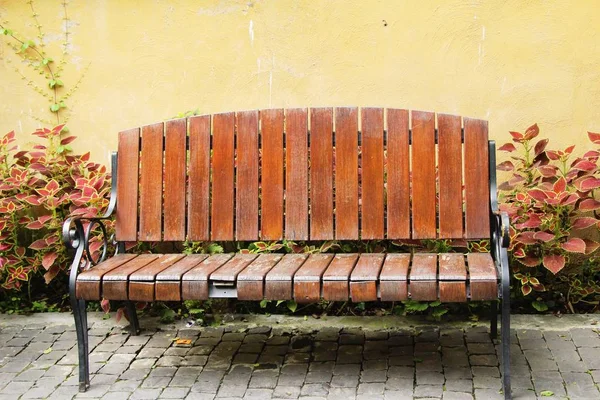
1, 0, 599, 166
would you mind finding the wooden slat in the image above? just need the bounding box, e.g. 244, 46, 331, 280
211, 112, 235, 240
467, 253, 498, 301
293, 254, 333, 303
264, 254, 308, 300
115, 129, 140, 241
386, 109, 410, 239
181, 254, 234, 300
164, 119, 187, 240
409, 253, 437, 301
285, 108, 309, 240
379, 254, 410, 301
322, 254, 359, 301
438, 254, 467, 280
438, 114, 463, 238
210, 253, 258, 282
237, 254, 283, 300
129, 254, 185, 301
188, 115, 211, 241
411, 111, 436, 239
130, 254, 186, 281
464, 118, 490, 238
260, 109, 284, 240
310, 107, 334, 239
155, 254, 210, 301
334, 107, 359, 239
76, 254, 138, 300
350, 253, 385, 302
236, 110, 259, 240
139, 123, 164, 241
102, 254, 160, 300
361, 108, 385, 239
438, 253, 467, 302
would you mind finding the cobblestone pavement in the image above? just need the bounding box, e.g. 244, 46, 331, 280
0, 314, 599, 400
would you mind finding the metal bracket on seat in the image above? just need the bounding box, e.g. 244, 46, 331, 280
208, 281, 238, 298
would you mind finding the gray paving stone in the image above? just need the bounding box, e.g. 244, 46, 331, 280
131, 388, 163, 399
272, 385, 301, 399
356, 382, 384, 395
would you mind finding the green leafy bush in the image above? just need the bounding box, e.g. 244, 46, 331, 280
0, 127, 110, 298
499, 124, 600, 311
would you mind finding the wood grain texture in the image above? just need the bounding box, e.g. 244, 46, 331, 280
438, 253, 467, 280
139, 123, 164, 241
439, 281, 467, 302
350, 253, 385, 302
386, 108, 410, 239
411, 111, 436, 239
438, 252, 468, 302
293, 254, 333, 303
285, 108, 309, 240
211, 112, 235, 240
464, 118, 490, 238
437, 113, 464, 238
188, 115, 211, 241
409, 253, 437, 301
264, 254, 308, 300
379, 254, 410, 301
182, 254, 234, 300
409, 281, 438, 301
76, 254, 138, 300
155, 254, 210, 301
237, 254, 283, 300
164, 119, 187, 240
310, 108, 334, 239
260, 109, 284, 240
129, 254, 185, 282
210, 253, 257, 282
361, 108, 385, 239
334, 107, 359, 239
236, 110, 259, 240
467, 253, 498, 300
115, 129, 140, 241
409, 253, 438, 280
322, 254, 359, 301
102, 254, 160, 300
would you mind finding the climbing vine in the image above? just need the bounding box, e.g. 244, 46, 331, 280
0, 0, 88, 126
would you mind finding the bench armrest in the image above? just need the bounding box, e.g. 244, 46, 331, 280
491, 210, 510, 249
62, 152, 118, 270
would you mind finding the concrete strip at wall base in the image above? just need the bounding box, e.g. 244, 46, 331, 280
0, 312, 598, 332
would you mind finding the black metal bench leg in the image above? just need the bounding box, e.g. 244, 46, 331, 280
126, 301, 140, 336
501, 286, 512, 399
490, 300, 498, 340
70, 295, 89, 392
78, 299, 90, 388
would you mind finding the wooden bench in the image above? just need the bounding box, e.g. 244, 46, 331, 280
63, 107, 512, 398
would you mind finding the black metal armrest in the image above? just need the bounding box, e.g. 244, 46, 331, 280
62, 152, 118, 265
492, 210, 510, 249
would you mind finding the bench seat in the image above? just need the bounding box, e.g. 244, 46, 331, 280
75, 252, 498, 303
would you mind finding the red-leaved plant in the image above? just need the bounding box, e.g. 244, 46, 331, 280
498, 124, 600, 296
0, 126, 111, 292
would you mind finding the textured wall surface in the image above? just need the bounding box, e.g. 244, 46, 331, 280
1, 0, 599, 165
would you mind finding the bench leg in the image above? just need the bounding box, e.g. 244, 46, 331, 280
70, 296, 89, 392
490, 300, 498, 340
501, 277, 512, 399
126, 301, 140, 336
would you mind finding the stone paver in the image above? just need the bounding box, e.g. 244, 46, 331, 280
0, 315, 598, 399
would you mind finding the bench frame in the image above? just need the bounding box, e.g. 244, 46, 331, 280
63, 117, 512, 399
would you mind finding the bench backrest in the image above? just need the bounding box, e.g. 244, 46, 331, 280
114, 107, 491, 242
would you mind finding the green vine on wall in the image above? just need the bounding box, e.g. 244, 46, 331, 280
0, 0, 88, 128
